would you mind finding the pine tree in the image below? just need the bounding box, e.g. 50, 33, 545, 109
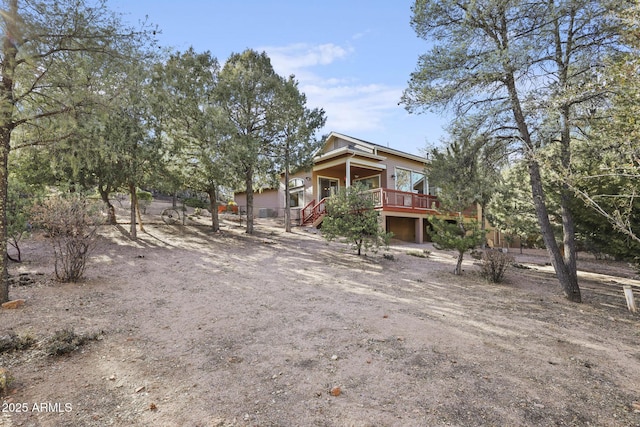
215, 50, 281, 235
322, 184, 392, 256
402, 0, 632, 301
0, 0, 156, 302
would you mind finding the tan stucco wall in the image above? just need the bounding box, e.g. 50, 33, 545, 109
233, 170, 313, 219
234, 189, 279, 217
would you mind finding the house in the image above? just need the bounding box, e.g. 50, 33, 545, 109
235, 132, 486, 243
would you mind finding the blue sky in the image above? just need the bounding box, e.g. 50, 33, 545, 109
108, 0, 449, 155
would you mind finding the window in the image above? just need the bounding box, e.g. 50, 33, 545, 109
395, 168, 428, 194
411, 171, 426, 194
319, 177, 339, 199
288, 178, 305, 208
289, 189, 303, 208
354, 175, 380, 190
289, 178, 304, 188
395, 169, 411, 192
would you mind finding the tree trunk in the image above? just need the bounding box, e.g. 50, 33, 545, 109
558, 104, 580, 290
98, 185, 117, 225
208, 187, 220, 232
454, 217, 466, 275
284, 165, 291, 233
135, 196, 145, 233
245, 166, 254, 234
128, 183, 137, 240
0, 0, 18, 303
454, 251, 464, 275
0, 131, 9, 304
7, 242, 20, 263
561, 190, 579, 283
480, 202, 487, 249
504, 72, 581, 302
527, 159, 581, 302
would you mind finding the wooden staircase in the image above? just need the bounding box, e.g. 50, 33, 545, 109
300, 198, 327, 227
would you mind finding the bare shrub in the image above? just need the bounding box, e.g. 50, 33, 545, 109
31, 194, 104, 282
0, 368, 12, 396
46, 329, 101, 357
0, 331, 35, 353
480, 249, 514, 283
406, 249, 431, 258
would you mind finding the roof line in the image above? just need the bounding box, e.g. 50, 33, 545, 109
327, 131, 427, 163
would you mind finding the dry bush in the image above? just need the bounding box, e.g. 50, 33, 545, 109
46, 329, 101, 357
0, 368, 12, 397
480, 249, 514, 283
0, 331, 35, 353
406, 249, 431, 258
31, 194, 104, 282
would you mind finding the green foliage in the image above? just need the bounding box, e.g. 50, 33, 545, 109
569, 15, 640, 245
215, 49, 324, 234
479, 250, 514, 283
183, 197, 207, 209
487, 163, 541, 249
215, 49, 282, 234
322, 184, 392, 256
403, 0, 632, 302
136, 189, 152, 201
136, 189, 153, 214
428, 140, 479, 213
429, 127, 504, 215
494, 148, 640, 260
430, 218, 484, 255
6, 175, 42, 262
269, 75, 326, 232
0, 0, 158, 300
572, 193, 640, 261
569, 121, 636, 258
31, 194, 104, 282
430, 216, 485, 275
427, 130, 504, 252
151, 48, 233, 231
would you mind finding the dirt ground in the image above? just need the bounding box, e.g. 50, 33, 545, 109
1, 200, 640, 427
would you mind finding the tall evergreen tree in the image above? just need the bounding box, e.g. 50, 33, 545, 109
269, 76, 326, 232
111, 95, 161, 239
152, 48, 233, 231
0, 0, 156, 302
402, 0, 631, 302
215, 50, 281, 235
571, 4, 640, 244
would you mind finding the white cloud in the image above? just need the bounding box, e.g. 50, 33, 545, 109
303, 83, 402, 133
351, 30, 370, 41
261, 41, 405, 138
263, 43, 352, 75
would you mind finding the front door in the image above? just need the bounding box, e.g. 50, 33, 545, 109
319, 177, 339, 200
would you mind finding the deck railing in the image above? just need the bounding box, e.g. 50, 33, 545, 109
365, 188, 440, 211
301, 199, 316, 225
301, 189, 443, 226
300, 198, 327, 225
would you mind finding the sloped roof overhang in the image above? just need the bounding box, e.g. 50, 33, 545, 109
313, 148, 387, 172
322, 131, 427, 164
